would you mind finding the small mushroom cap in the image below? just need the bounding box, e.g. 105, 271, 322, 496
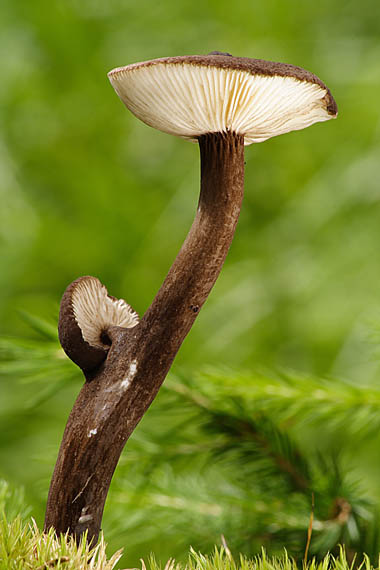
59, 276, 139, 372
108, 54, 337, 145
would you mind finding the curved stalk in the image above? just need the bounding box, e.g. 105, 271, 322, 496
44, 131, 245, 542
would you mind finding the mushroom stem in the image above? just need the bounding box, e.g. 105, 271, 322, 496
141, 130, 245, 356
44, 130, 245, 542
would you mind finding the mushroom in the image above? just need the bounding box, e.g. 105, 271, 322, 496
58, 276, 139, 373
45, 53, 337, 543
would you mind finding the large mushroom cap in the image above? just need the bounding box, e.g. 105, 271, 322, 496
59, 276, 139, 372
108, 54, 337, 145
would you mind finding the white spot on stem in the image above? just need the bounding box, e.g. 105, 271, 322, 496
121, 359, 138, 390
78, 513, 93, 524
88, 428, 97, 437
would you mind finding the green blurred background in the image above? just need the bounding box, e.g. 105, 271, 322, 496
1, 0, 380, 566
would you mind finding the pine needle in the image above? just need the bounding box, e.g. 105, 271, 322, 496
304, 492, 315, 566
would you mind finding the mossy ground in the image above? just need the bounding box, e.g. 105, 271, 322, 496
1, 515, 379, 570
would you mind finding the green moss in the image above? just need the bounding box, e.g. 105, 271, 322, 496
0, 514, 378, 570
0, 515, 122, 570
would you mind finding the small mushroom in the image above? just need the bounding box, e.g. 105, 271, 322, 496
108, 53, 337, 145
59, 276, 139, 372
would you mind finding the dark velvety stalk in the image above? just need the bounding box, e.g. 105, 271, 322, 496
44, 131, 245, 543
